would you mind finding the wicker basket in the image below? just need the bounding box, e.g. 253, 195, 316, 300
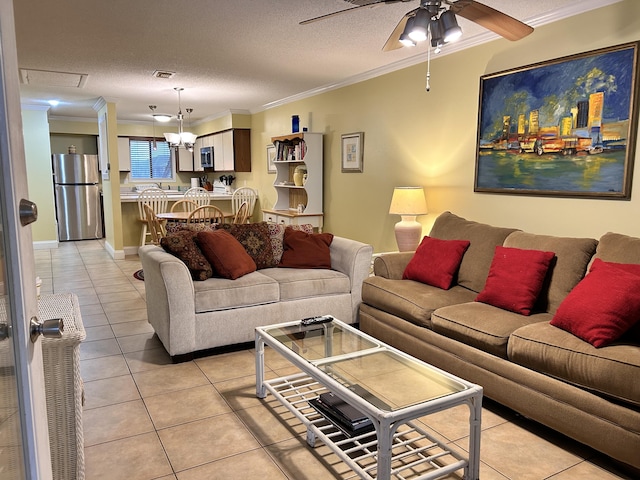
40, 293, 86, 480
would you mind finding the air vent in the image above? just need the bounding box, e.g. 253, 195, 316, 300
20, 69, 88, 88
152, 70, 176, 79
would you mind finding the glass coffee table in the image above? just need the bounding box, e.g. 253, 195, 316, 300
255, 317, 482, 480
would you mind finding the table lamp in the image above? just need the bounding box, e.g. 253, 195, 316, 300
389, 187, 428, 251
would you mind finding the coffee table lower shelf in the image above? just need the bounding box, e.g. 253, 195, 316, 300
263, 372, 469, 480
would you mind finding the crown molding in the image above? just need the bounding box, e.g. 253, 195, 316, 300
259, 0, 623, 112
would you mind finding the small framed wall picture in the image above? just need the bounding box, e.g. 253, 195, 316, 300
341, 132, 364, 173
267, 144, 277, 173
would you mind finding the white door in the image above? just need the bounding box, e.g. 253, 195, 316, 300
0, 0, 53, 478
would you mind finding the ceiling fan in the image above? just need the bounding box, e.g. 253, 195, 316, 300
300, 0, 534, 52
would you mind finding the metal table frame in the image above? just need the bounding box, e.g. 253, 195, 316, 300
255, 318, 482, 480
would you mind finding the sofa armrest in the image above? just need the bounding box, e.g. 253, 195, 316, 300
138, 245, 197, 356
373, 252, 414, 279
330, 236, 373, 321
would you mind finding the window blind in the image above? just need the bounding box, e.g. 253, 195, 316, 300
130, 139, 173, 180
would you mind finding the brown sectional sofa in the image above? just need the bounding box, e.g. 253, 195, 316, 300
359, 211, 640, 470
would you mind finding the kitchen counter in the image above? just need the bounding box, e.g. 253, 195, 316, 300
120, 190, 233, 202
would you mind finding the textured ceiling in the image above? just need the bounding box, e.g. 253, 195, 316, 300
14, 0, 620, 124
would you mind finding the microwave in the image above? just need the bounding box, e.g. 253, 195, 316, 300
200, 146, 213, 168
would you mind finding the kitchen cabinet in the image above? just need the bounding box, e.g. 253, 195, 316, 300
213, 129, 251, 172
262, 132, 323, 231
174, 145, 194, 172
117, 136, 130, 172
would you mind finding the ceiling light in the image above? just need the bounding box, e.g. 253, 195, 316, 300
440, 10, 462, 43
48, 99, 59, 107
163, 87, 197, 152
399, 17, 417, 47
429, 19, 444, 49
408, 8, 431, 43
153, 114, 172, 122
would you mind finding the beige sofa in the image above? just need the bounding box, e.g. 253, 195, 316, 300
139, 236, 373, 361
359, 212, 640, 470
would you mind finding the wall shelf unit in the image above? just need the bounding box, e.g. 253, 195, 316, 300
263, 132, 323, 231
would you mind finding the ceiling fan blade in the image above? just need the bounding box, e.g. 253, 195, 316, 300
300, 3, 382, 25
449, 0, 533, 41
382, 9, 418, 52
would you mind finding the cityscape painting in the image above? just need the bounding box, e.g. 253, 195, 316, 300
474, 42, 639, 199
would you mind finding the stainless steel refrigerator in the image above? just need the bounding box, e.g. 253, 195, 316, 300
52, 153, 103, 241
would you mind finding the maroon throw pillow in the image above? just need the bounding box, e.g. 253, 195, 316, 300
160, 230, 213, 281
475, 246, 555, 315
278, 229, 334, 269
551, 258, 640, 347
195, 230, 256, 280
402, 236, 470, 290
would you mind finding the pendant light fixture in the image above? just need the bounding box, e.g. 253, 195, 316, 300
163, 87, 197, 152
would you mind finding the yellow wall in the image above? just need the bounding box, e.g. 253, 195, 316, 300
22, 106, 57, 243
251, 0, 640, 252
33, 1, 640, 252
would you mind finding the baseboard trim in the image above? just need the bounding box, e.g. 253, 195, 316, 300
33, 240, 59, 250
104, 241, 125, 260
123, 246, 139, 256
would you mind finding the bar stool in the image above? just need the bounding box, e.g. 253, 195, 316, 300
137, 187, 168, 246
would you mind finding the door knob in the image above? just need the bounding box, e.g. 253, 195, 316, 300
19, 198, 38, 226
30, 317, 63, 343
0, 323, 9, 341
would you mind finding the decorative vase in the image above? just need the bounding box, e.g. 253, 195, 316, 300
293, 165, 307, 186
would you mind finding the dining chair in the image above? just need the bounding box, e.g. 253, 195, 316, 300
143, 204, 165, 245
233, 202, 250, 224
170, 199, 199, 213
137, 187, 168, 246
231, 187, 257, 221
183, 187, 211, 207
187, 205, 225, 226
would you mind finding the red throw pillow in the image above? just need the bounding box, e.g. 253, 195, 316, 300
551, 258, 640, 347
402, 236, 470, 290
278, 229, 334, 269
195, 230, 256, 279
475, 246, 555, 315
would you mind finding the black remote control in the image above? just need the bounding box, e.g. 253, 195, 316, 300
301, 315, 333, 326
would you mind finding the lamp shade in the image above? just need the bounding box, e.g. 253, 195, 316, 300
389, 187, 428, 215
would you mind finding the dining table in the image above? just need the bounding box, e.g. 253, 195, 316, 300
156, 210, 235, 223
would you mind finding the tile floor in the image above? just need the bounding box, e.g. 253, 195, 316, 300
34, 239, 637, 480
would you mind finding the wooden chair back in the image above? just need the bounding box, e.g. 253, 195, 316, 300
187, 205, 224, 225
231, 187, 257, 219
137, 187, 168, 221
170, 199, 199, 213
233, 202, 250, 224
183, 187, 211, 207
143, 204, 165, 245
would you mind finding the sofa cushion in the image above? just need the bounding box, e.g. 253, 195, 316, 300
219, 222, 277, 269
431, 302, 551, 358
475, 246, 555, 315
260, 267, 351, 301
551, 259, 640, 348
279, 229, 334, 269
402, 236, 470, 290
508, 322, 640, 407
362, 277, 477, 328
193, 271, 279, 313
429, 212, 519, 293
160, 230, 213, 281
593, 231, 640, 264
196, 230, 256, 280
503, 231, 597, 314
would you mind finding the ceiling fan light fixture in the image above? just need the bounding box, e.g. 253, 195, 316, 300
429, 18, 443, 48
440, 10, 462, 43
408, 8, 430, 43
400, 17, 417, 47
